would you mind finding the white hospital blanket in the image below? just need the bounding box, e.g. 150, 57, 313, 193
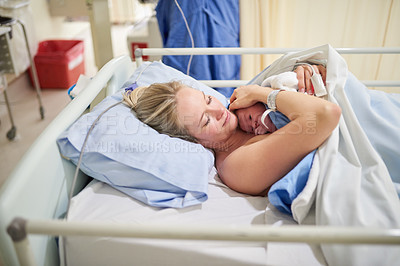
251, 44, 400, 266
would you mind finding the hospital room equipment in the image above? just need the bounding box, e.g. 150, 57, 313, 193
0, 15, 44, 140
0, 23, 17, 140
0, 46, 400, 266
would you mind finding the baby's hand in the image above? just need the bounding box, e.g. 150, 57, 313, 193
254, 122, 269, 135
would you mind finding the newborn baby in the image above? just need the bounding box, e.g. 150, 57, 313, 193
235, 103, 277, 135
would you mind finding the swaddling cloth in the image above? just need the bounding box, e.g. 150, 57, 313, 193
261, 71, 298, 92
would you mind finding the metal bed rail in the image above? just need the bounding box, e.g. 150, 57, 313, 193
199, 80, 400, 88
7, 217, 400, 266
134, 47, 400, 88
134, 47, 400, 58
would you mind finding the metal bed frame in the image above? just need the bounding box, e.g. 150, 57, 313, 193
1, 47, 400, 266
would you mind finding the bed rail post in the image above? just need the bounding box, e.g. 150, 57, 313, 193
134, 48, 144, 67
7, 218, 37, 266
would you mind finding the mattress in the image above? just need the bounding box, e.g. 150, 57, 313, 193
63, 168, 326, 266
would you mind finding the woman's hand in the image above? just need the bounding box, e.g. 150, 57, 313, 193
229, 84, 270, 111
294, 64, 326, 95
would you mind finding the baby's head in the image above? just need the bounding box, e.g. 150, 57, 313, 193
235, 102, 276, 135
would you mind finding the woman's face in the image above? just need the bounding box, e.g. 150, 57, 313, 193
176, 87, 238, 148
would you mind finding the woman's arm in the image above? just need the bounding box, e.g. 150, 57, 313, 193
223, 85, 341, 195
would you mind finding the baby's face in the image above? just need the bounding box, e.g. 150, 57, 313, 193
235, 103, 269, 135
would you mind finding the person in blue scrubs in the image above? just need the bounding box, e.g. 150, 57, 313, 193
156, 0, 241, 98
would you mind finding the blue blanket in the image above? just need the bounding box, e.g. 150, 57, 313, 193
268, 150, 316, 214
344, 73, 400, 192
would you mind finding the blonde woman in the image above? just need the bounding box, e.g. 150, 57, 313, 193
123, 66, 341, 195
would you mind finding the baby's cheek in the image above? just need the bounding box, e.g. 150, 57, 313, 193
239, 121, 250, 133
239, 122, 246, 132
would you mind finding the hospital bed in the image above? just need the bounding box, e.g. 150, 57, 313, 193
1, 46, 400, 266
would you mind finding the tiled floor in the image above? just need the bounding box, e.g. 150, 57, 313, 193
0, 73, 71, 186
0, 24, 130, 188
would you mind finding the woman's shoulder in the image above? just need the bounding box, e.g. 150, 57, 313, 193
216, 132, 269, 159
214, 133, 275, 195
214, 133, 270, 174
242, 133, 271, 145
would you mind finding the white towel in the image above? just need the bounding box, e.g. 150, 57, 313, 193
260, 71, 298, 91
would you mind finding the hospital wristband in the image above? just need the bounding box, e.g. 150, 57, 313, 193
267, 89, 283, 112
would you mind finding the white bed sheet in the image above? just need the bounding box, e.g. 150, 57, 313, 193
64, 168, 325, 266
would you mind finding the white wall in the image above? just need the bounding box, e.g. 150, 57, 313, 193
30, 0, 89, 41
30, 0, 97, 75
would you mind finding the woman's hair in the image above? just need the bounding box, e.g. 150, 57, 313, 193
123, 81, 197, 143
